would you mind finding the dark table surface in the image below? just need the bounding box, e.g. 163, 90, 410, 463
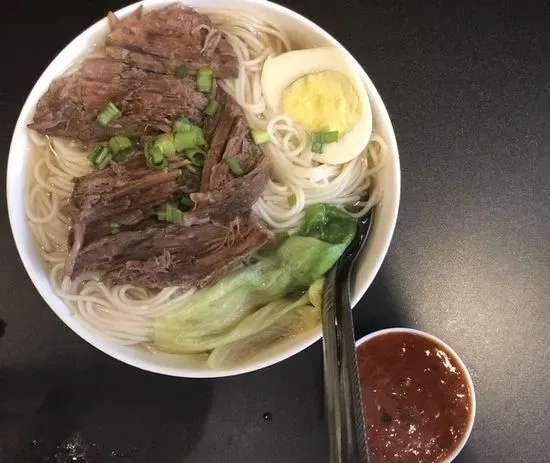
1, 0, 549, 462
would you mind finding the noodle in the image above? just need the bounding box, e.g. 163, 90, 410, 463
24, 9, 387, 347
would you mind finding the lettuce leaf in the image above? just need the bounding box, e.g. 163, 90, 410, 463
206, 278, 325, 369
207, 303, 321, 369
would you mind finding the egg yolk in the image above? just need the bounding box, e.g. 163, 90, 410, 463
280, 71, 360, 135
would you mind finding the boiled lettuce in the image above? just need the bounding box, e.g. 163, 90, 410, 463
207, 302, 322, 369
206, 278, 325, 368
153, 204, 355, 354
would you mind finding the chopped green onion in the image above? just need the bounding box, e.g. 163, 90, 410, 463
150, 145, 165, 162
251, 129, 269, 145
157, 202, 184, 225
311, 144, 324, 154
288, 193, 297, 207
144, 142, 167, 170
179, 194, 194, 210
197, 67, 214, 93
194, 127, 207, 147
311, 132, 324, 154
226, 157, 244, 177
184, 148, 206, 166
203, 100, 219, 116
96, 101, 121, 127
88, 145, 112, 170
154, 133, 176, 157
112, 150, 133, 163
322, 130, 339, 144
108, 135, 132, 154
108, 135, 134, 163
109, 223, 121, 235
96, 153, 112, 170
174, 130, 197, 152
175, 64, 188, 78
174, 126, 206, 152
310, 130, 338, 154
88, 144, 104, 163
173, 117, 194, 133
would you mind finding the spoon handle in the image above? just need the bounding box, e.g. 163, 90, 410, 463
322, 266, 343, 462
336, 262, 369, 462
322, 263, 369, 463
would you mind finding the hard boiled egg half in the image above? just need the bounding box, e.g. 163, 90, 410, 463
261, 47, 372, 165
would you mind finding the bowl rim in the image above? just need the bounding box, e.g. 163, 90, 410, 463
6, 0, 401, 378
356, 328, 476, 462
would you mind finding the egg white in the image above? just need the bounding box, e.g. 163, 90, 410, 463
261, 47, 372, 165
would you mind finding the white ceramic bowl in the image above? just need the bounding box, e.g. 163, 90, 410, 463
7, 0, 400, 377
356, 328, 476, 462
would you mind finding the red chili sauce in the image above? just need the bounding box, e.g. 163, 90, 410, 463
357, 331, 472, 463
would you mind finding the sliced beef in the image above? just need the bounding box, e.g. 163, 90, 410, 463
106, 5, 238, 78
65, 156, 190, 275
186, 96, 270, 226
187, 156, 270, 226
28, 4, 239, 142
71, 155, 188, 227
68, 218, 271, 289
200, 88, 241, 191
208, 117, 263, 189
202, 83, 227, 143
28, 58, 207, 141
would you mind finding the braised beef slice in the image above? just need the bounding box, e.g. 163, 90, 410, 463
65, 156, 190, 276
202, 84, 226, 143
111, 219, 271, 288
208, 117, 263, 189
69, 218, 271, 288
186, 103, 270, 225
200, 90, 242, 191
28, 58, 207, 141
71, 155, 188, 226
187, 156, 270, 226
106, 5, 238, 78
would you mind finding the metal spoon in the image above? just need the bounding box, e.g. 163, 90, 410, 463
322, 212, 372, 463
